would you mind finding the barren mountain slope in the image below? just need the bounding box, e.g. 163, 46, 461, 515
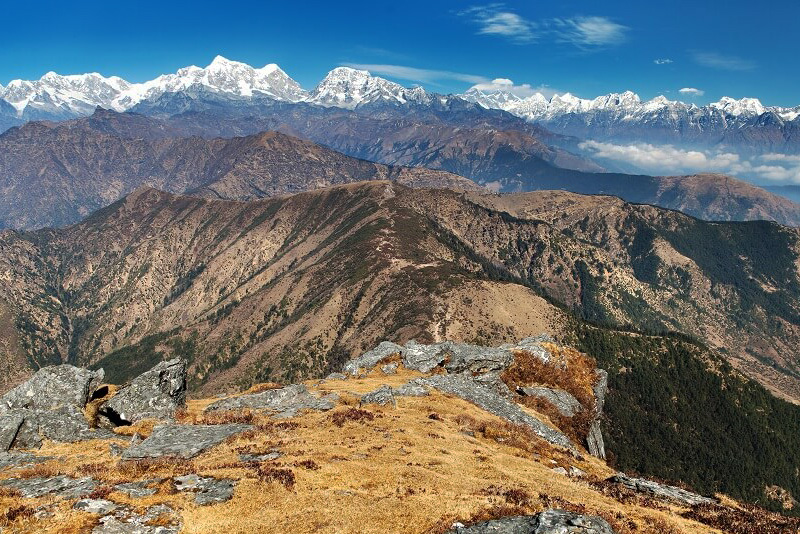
0, 182, 798, 403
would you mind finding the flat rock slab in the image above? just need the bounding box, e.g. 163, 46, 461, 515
360, 385, 396, 407
174, 474, 235, 505
121, 424, 252, 459
420, 373, 575, 451
74, 498, 118, 515
0, 365, 104, 413
114, 479, 162, 498
239, 451, 282, 463
448, 509, 616, 533
93, 504, 180, 534
204, 384, 335, 417
0, 475, 97, 499
610, 473, 716, 506
0, 452, 52, 468
0, 414, 23, 451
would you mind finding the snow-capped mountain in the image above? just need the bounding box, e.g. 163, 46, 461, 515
460, 86, 800, 153
306, 67, 430, 109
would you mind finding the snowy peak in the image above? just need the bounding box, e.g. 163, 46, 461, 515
710, 96, 765, 116
1, 71, 132, 116
306, 66, 426, 109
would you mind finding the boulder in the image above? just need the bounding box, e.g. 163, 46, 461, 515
381, 363, 399, 375
360, 385, 397, 407
519, 387, 583, 417
204, 383, 335, 417
0, 365, 105, 413
99, 359, 186, 425
121, 423, 252, 459
114, 480, 160, 498
92, 504, 180, 534
0, 451, 51, 468
609, 473, 716, 506
0, 475, 98, 499
74, 498, 118, 515
392, 379, 430, 397
420, 373, 575, 451
448, 509, 616, 533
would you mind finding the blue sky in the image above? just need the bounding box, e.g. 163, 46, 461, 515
1, 0, 798, 106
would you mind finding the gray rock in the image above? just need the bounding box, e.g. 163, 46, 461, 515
0, 414, 23, 451
473, 371, 515, 399
239, 451, 282, 463
569, 466, 586, 478
0, 365, 105, 413
121, 423, 252, 459
0, 451, 51, 468
551, 467, 568, 476
74, 498, 118, 515
392, 379, 430, 397
343, 341, 404, 375
360, 385, 396, 407
93, 504, 180, 534
448, 509, 615, 533
204, 384, 335, 417
0, 475, 97, 499
174, 474, 235, 505
519, 387, 583, 417
610, 473, 716, 506
381, 363, 399, 375
114, 480, 161, 498
401, 340, 449, 372
442, 342, 514, 374
325, 372, 347, 381
419, 373, 575, 451
5, 406, 114, 450
586, 370, 608, 460
100, 359, 186, 425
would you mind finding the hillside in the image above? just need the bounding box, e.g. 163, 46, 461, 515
2, 338, 800, 533
0, 182, 798, 406
0, 121, 477, 229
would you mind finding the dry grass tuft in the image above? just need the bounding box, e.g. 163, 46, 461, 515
453, 414, 564, 464
245, 382, 285, 394
188, 410, 256, 426
682, 502, 800, 534
255, 466, 296, 490
1, 504, 34, 525
115, 457, 195, 480
113, 418, 158, 438
330, 408, 376, 427
294, 460, 320, 471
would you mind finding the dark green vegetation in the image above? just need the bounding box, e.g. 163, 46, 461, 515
569, 322, 800, 515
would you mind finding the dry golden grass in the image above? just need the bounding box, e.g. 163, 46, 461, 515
0, 365, 730, 534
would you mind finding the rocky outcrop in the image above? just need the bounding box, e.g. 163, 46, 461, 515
0, 475, 98, 499
586, 370, 608, 460
419, 373, 575, 451
448, 509, 616, 533
204, 384, 336, 417
360, 385, 396, 407
99, 359, 186, 425
610, 473, 716, 506
519, 387, 583, 417
0, 366, 111, 450
121, 424, 252, 459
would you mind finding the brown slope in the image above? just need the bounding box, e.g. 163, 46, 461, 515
0, 121, 479, 229
1, 182, 799, 403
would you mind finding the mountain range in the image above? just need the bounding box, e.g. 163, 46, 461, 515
2, 107, 800, 229
2, 56, 799, 159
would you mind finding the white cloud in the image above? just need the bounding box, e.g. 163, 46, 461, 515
654, 58, 673, 65
461, 5, 535, 43
343, 64, 488, 85
470, 77, 561, 99
679, 87, 705, 96
578, 141, 800, 184
461, 5, 628, 48
692, 51, 756, 71
553, 16, 629, 47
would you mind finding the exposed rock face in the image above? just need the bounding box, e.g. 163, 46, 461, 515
586, 370, 608, 460
519, 387, 583, 417
0, 365, 110, 450
114, 480, 160, 498
92, 503, 180, 534
74, 498, 118, 515
610, 473, 716, 506
360, 385, 396, 407
121, 424, 252, 459
100, 359, 187, 425
0, 475, 98, 499
448, 509, 616, 533
419, 373, 575, 451
204, 384, 336, 417
0, 366, 104, 413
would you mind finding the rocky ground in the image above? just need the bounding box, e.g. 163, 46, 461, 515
0, 338, 796, 533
